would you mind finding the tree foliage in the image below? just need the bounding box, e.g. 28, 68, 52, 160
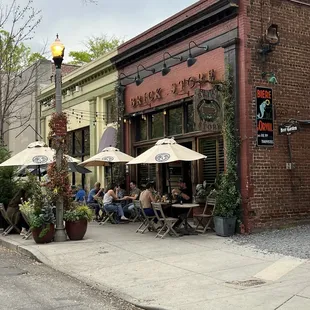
0, 146, 17, 207
69, 35, 123, 65
0, 0, 44, 144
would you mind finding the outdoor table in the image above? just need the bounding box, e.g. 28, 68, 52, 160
171, 203, 199, 235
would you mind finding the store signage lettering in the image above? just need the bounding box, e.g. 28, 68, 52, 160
130, 70, 216, 108
256, 87, 274, 147
171, 70, 216, 96
130, 88, 162, 107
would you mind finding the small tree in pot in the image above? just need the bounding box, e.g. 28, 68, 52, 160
64, 205, 92, 240
213, 67, 241, 237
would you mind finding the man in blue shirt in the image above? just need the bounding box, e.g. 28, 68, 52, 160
87, 182, 104, 221
75, 185, 86, 203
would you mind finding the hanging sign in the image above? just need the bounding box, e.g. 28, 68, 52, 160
279, 123, 300, 135
256, 87, 274, 147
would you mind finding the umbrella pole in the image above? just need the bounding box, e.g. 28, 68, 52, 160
167, 163, 172, 196
37, 165, 41, 182
110, 162, 113, 184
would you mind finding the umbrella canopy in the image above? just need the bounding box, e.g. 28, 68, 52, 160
79, 147, 134, 167
97, 126, 117, 153
0, 141, 80, 167
17, 162, 92, 176
127, 138, 207, 165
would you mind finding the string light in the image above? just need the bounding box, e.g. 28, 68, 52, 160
163, 109, 167, 115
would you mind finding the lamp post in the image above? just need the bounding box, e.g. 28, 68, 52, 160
50, 34, 67, 242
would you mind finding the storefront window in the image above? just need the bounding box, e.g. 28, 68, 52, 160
186, 103, 195, 133
151, 113, 164, 139
106, 97, 117, 124
168, 107, 182, 136
136, 117, 147, 141
199, 137, 224, 185
136, 147, 156, 189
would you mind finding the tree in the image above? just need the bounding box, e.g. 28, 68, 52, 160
69, 35, 123, 65
0, 0, 43, 144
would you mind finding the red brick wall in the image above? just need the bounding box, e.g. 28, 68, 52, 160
239, 0, 310, 231
119, 0, 220, 54
124, 48, 225, 114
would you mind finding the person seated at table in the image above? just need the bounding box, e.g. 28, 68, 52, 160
103, 184, 129, 221
122, 181, 141, 218
139, 182, 156, 217
75, 184, 86, 203
87, 182, 104, 221
171, 179, 191, 228
117, 184, 127, 207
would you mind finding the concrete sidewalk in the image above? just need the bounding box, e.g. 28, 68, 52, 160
1, 222, 310, 310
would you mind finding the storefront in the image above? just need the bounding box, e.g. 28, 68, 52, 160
113, 0, 238, 199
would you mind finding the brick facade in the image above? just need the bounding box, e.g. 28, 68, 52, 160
115, 0, 310, 231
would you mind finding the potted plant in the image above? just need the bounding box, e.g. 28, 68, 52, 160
64, 205, 92, 240
28, 203, 56, 244
193, 183, 208, 204
213, 67, 241, 237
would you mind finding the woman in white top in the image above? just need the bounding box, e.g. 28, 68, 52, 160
103, 184, 128, 221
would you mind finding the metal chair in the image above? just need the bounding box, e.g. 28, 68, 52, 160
20, 210, 32, 240
98, 200, 118, 225
151, 202, 179, 239
131, 200, 143, 222
0, 204, 21, 236
136, 201, 157, 234
194, 189, 216, 234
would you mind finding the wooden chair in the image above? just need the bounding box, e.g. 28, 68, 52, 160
0, 203, 21, 236
136, 201, 156, 234
20, 210, 32, 240
151, 202, 179, 239
131, 200, 143, 222
98, 200, 118, 225
194, 190, 216, 234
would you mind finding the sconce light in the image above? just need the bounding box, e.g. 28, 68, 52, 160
262, 72, 278, 84
135, 64, 155, 86
187, 41, 209, 67
258, 24, 280, 61
161, 52, 182, 76
118, 72, 135, 92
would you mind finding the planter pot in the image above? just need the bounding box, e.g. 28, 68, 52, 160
214, 216, 236, 237
65, 219, 88, 240
32, 224, 55, 244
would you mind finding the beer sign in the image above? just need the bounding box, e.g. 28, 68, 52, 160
256, 87, 274, 147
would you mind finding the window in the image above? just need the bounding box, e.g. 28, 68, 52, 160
136, 116, 147, 141
168, 107, 182, 136
199, 136, 224, 185
186, 103, 195, 133
106, 97, 117, 124
136, 147, 156, 189
151, 113, 164, 139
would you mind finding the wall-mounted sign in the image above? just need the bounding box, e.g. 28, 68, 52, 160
279, 123, 300, 135
130, 88, 162, 107
256, 87, 274, 147
193, 88, 222, 133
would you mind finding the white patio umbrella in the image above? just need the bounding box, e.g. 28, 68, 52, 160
127, 138, 206, 165
79, 147, 134, 183
0, 141, 80, 167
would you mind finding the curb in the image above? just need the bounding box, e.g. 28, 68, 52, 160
0, 236, 168, 310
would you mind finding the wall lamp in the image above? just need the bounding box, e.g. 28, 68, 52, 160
161, 52, 182, 76
118, 72, 135, 92
187, 41, 209, 67
258, 24, 280, 62
135, 64, 155, 86
262, 72, 278, 85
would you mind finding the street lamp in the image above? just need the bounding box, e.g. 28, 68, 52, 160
50, 34, 67, 242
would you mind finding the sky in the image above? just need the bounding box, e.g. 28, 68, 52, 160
2, 0, 198, 59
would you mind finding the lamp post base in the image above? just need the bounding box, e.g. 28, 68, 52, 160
54, 227, 67, 242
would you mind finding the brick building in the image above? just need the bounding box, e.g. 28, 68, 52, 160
112, 0, 310, 232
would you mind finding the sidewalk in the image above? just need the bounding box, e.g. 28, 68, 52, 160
1, 222, 310, 310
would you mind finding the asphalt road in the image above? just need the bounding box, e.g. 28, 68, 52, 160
0, 246, 141, 310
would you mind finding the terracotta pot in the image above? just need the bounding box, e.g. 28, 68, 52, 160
65, 219, 88, 240
32, 224, 55, 244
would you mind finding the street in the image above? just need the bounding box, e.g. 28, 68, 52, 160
0, 246, 140, 310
